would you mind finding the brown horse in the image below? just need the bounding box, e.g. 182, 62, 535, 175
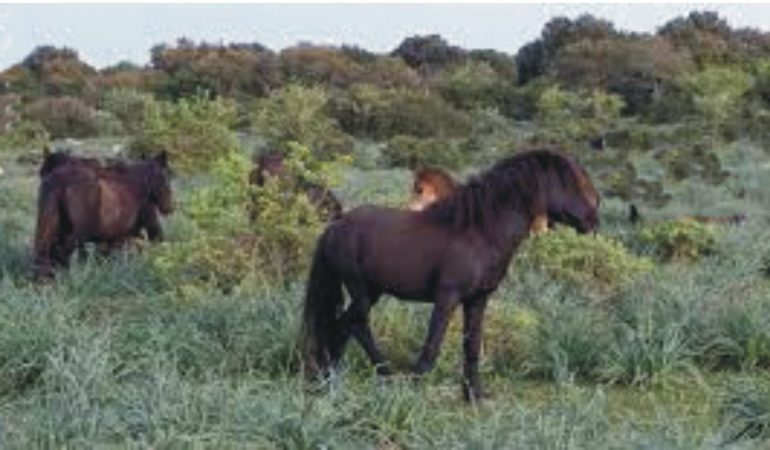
39, 150, 167, 255
33, 152, 173, 278
629, 204, 747, 226
408, 167, 458, 211
249, 152, 343, 221
301, 149, 600, 401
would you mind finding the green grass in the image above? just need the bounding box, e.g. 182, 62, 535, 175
2, 137, 770, 448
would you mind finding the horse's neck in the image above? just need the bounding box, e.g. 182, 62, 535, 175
481, 206, 532, 252
101, 167, 152, 199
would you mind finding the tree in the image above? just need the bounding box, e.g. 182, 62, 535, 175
391, 34, 466, 74
516, 14, 618, 85
552, 37, 692, 114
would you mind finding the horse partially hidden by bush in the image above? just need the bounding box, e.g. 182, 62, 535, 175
33, 151, 173, 279
301, 148, 600, 402
249, 152, 343, 221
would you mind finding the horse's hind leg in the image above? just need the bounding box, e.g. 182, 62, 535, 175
461, 296, 489, 403
337, 281, 391, 375
413, 288, 460, 375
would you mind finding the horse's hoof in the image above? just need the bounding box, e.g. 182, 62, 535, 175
462, 384, 490, 404
375, 364, 394, 377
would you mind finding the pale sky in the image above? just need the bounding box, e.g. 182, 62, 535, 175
2, 3, 770, 70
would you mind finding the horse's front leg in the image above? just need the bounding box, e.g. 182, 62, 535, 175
141, 207, 163, 241
413, 288, 460, 375
462, 296, 489, 403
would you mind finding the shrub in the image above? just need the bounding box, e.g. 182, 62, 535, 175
100, 88, 155, 134
148, 144, 348, 292
382, 135, 467, 169
22, 96, 98, 138
328, 85, 471, 140
0, 120, 49, 153
516, 227, 654, 298
280, 45, 364, 87
533, 85, 624, 148
637, 218, 719, 262
251, 85, 353, 157
128, 94, 240, 173
675, 65, 753, 138
659, 143, 729, 184
435, 61, 507, 110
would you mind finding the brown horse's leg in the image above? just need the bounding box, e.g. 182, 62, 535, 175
413, 288, 460, 375
141, 207, 163, 241
337, 282, 391, 375
462, 297, 489, 403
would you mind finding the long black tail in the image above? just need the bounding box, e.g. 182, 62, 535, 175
300, 229, 345, 378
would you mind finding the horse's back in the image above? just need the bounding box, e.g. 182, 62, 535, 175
324, 205, 479, 299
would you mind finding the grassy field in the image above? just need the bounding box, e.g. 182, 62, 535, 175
1, 138, 770, 448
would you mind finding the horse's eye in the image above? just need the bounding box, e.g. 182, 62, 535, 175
415, 187, 423, 195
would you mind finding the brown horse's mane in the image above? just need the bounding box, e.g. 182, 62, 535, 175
423, 148, 585, 230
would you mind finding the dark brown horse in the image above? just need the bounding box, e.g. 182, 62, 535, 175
33, 152, 173, 278
301, 149, 600, 401
39, 150, 167, 256
249, 152, 343, 221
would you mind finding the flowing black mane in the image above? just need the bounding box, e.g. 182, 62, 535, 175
423, 148, 581, 230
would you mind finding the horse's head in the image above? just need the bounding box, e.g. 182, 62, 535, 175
408, 168, 457, 211
251, 152, 285, 186
543, 158, 600, 233
146, 151, 174, 215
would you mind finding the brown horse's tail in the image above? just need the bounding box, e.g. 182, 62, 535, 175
300, 229, 344, 379
32, 183, 62, 278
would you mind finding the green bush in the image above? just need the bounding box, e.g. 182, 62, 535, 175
148, 144, 348, 293
328, 84, 471, 140
128, 93, 240, 173
0, 120, 49, 153
22, 96, 99, 138
251, 85, 353, 157
533, 85, 624, 148
382, 135, 467, 169
100, 88, 154, 134
675, 65, 753, 138
516, 227, 654, 298
638, 218, 719, 262
435, 61, 507, 110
